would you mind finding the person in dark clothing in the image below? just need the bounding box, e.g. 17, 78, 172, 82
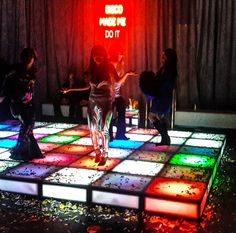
0, 58, 12, 120
139, 48, 178, 145
3, 48, 44, 161
108, 48, 137, 141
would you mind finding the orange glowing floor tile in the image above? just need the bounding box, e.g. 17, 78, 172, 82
69, 155, 121, 171
52, 144, 94, 155
59, 128, 90, 137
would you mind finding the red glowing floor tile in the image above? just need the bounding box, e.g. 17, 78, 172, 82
31, 152, 80, 166
52, 144, 94, 156
145, 177, 208, 219
38, 142, 62, 152
69, 155, 121, 171
146, 177, 206, 201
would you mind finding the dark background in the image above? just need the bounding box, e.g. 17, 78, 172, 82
0, 0, 235, 119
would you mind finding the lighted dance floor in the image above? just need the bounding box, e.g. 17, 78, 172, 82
0, 120, 226, 219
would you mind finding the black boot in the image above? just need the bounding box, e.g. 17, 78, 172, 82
153, 119, 170, 145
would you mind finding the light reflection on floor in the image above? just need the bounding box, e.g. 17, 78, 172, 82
0, 120, 226, 219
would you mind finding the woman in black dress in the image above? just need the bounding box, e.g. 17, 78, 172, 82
140, 48, 178, 145
3, 48, 44, 161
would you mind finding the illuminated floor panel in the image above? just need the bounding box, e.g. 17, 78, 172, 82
0, 120, 226, 219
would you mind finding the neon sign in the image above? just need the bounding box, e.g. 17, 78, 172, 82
99, 4, 127, 39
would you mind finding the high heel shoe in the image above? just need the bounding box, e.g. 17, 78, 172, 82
94, 149, 101, 163
98, 151, 108, 166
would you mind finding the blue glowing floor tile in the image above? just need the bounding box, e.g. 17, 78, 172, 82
0, 139, 17, 148
44, 167, 105, 185
109, 140, 144, 149
0, 160, 21, 173
158, 164, 211, 182
140, 143, 180, 153
151, 136, 186, 145
128, 150, 170, 163
7, 125, 21, 132
112, 160, 164, 176
179, 146, 220, 157
2, 163, 59, 180
0, 124, 12, 130
92, 172, 152, 192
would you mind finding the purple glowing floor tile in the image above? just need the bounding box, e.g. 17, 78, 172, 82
31, 152, 79, 166
2, 163, 59, 180
9, 133, 47, 140
92, 172, 152, 192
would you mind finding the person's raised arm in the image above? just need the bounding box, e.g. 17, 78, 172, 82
61, 85, 90, 94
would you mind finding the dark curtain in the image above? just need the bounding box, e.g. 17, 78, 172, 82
0, 0, 235, 119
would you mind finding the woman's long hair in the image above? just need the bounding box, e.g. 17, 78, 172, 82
163, 48, 178, 79
88, 45, 110, 85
